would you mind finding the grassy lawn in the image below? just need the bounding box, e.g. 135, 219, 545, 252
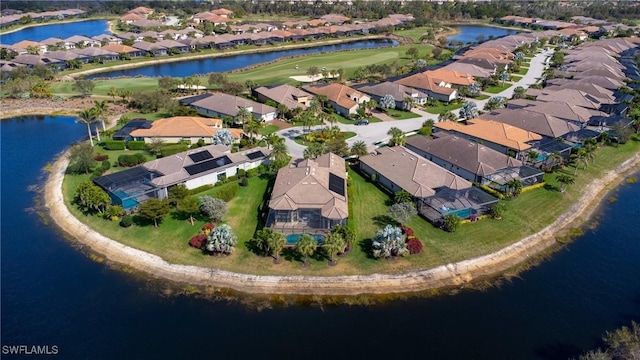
516, 67, 529, 75
484, 84, 512, 94
386, 109, 420, 120
474, 94, 490, 100
62, 137, 640, 275
123, 111, 173, 121
510, 75, 523, 81
333, 113, 382, 124
294, 131, 355, 146
52, 77, 161, 97
393, 26, 433, 42
423, 102, 463, 115
258, 125, 279, 135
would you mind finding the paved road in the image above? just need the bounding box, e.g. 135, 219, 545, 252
277, 48, 554, 158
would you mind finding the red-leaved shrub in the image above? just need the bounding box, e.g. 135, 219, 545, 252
406, 238, 423, 255
401, 226, 414, 237
189, 234, 207, 249
95, 154, 109, 161
202, 223, 215, 232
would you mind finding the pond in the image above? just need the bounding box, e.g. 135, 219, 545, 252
0, 19, 110, 44
447, 25, 518, 45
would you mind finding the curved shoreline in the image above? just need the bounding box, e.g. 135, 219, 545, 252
65, 35, 392, 78
43, 146, 640, 295
0, 17, 113, 36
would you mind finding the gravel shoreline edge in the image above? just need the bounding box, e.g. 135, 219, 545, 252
44, 150, 640, 295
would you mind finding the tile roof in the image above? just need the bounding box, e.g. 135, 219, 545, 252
434, 119, 542, 151
269, 153, 348, 220
254, 84, 314, 110
360, 146, 472, 198
423, 68, 475, 86
130, 116, 225, 138
406, 134, 522, 177
358, 81, 428, 103
190, 93, 276, 117
306, 83, 369, 110
101, 44, 139, 53
394, 72, 456, 96
479, 109, 580, 138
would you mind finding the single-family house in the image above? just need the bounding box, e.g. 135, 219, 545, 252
71, 47, 119, 62
423, 69, 475, 88
479, 109, 580, 139
305, 83, 370, 117
155, 39, 190, 53
132, 41, 168, 56
129, 116, 242, 144
101, 44, 145, 58
64, 35, 101, 48
266, 153, 348, 234
394, 72, 457, 102
254, 84, 314, 111
11, 54, 64, 68
11, 40, 48, 54
112, 119, 152, 141
358, 81, 428, 110
92, 34, 122, 46
188, 93, 277, 123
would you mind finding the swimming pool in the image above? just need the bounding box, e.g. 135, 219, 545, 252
285, 233, 325, 245
113, 189, 140, 210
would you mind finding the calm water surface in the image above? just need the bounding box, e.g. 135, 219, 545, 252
1, 115, 639, 359
448, 25, 518, 45
0, 20, 109, 44
86, 39, 396, 79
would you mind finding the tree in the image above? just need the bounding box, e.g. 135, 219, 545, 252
431, 46, 443, 59
271, 141, 289, 164
68, 142, 96, 174
296, 234, 317, 266
138, 198, 171, 227
419, 119, 435, 136
107, 87, 118, 102
158, 76, 176, 90
333, 225, 355, 252
387, 127, 405, 146
93, 99, 109, 133
406, 47, 419, 60
304, 142, 326, 159
168, 184, 189, 206
177, 196, 200, 225
611, 122, 633, 144
438, 111, 457, 122
556, 174, 575, 193
572, 149, 589, 176
442, 214, 461, 232
205, 224, 237, 255
379, 94, 396, 111
267, 232, 286, 264
322, 232, 345, 265
199, 196, 227, 222
527, 150, 540, 165
244, 118, 263, 142
306, 66, 320, 81
235, 107, 253, 125
212, 129, 235, 146
388, 201, 417, 225
221, 81, 245, 96
484, 96, 506, 111
499, 72, 510, 86
512, 86, 526, 100
72, 79, 95, 98
393, 190, 413, 204
505, 179, 522, 197
372, 224, 407, 258
546, 151, 563, 171
403, 96, 416, 110
602, 321, 640, 360
490, 202, 506, 219
76, 108, 98, 147
74, 181, 111, 214
208, 73, 228, 88
459, 101, 478, 120
350, 140, 368, 158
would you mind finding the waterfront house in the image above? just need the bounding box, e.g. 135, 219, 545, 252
394, 72, 457, 102
254, 85, 314, 111
359, 146, 497, 223
11, 54, 64, 68
112, 119, 152, 141
92, 34, 122, 46
11, 40, 48, 54
188, 93, 277, 123
71, 47, 119, 62
64, 35, 101, 48
434, 118, 542, 160
358, 82, 428, 110
506, 99, 607, 127
479, 109, 580, 139
405, 134, 544, 191
305, 83, 370, 118
132, 41, 168, 56
101, 44, 145, 58
266, 153, 348, 234
155, 39, 190, 53
129, 116, 242, 144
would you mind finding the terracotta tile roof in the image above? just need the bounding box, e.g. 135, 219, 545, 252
423, 69, 475, 86
360, 146, 472, 198
101, 44, 139, 53
255, 85, 314, 110
269, 153, 348, 220
306, 83, 369, 111
394, 72, 456, 96
120, 13, 144, 21
211, 8, 233, 16
130, 116, 225, 138
11, 40, 44, 49
434, 119, 542, 151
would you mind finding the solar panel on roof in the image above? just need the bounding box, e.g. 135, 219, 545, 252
188, 150, 213, 163
328, 173, 345, 196
184, 156, 232, 176
246, 150, 264, 160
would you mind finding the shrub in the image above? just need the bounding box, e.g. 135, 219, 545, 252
240, 177, 249, 187
401, 226, 414, 237
210, 182, 238, 202
490, 202, 507, 219
189, 234, 207, 249
127, 140, 146, 150
91, 168, 105, 178
118, 153, 146, 167
406, 238, 423, 254
237, 169, 246, 178
202, 223, 216, 233
442, 214, 461, 232
521, 182, 546, 193
101, 160, 111, 171
480, 185, 505, 199
227, 175, 238, 182
103, 140, 126, 150
95, 154, 109, 161
370, 173, 377, 182
187, 184, 214, 195
120, 215, 133, 228
246, 168, 259, 178
160, 144, 188, 157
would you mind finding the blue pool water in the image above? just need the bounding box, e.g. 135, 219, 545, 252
285, 233, 325, 245
113, 189, 140, 210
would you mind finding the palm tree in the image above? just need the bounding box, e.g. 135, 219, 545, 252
300, 110, 315, 134
271, 142, 289, 163
276, 103, 288, 120
76, 108, 97, 147
403, 96, 416, 110
307, 66, 320, 81
267, 232, 286, 264
304, 142, 325, 159
263, 133, 282, 149
556, 174, 575, 193
505, 179, 522, 197
438, 111, 457, 122
350, 140, 368, 159
245, 118, 262, 143
572, 149, 589, 176
309, 98, 323, 115
93, 99, 108, 132
387, 127, 405, 146
322, 232, 345, 266
527, 150, 540, 165
235, 107, 253, 125
499, 71, 510, 86
546, 151, 563, 171
107, 87, 118, 102
296, 234, 317, 267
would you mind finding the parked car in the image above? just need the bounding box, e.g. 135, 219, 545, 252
355, 119, 369, 126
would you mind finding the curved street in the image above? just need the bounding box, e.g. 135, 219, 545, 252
277, 48, 553, 158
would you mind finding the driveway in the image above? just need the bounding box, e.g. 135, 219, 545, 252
276, 48, 554, 159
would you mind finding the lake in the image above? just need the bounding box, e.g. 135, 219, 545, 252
0, 19, 110, 45
86, 39, 396, 79
448, 25, 518, 45
1, 115, 639, 359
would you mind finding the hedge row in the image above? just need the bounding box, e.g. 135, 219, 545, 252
103, 140, 125, 150
160, 144, 188, 158
480, 185, 505, 199
127, 141, 146, 150
210, 182, 238, 202
521, 182, 546, 193
118, 153, 147, 167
